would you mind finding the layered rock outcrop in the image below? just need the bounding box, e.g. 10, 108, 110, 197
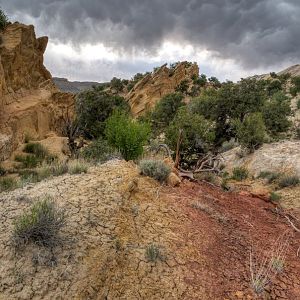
126, 62, 199, 116
0, 23, 74, 160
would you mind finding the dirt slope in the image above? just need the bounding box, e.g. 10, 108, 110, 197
0, 160, 299, 299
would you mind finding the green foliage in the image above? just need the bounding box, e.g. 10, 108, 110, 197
278, 175, 300, 188
220, 139, 238, 152
67, 160, 89, 174
234, 113, 266, 151
208, 76, 221, 88
262, 92, 291, 134
15, 154, 41, 168
193, 74, 207, 87
0, 8, 9, 31
110, 77, 124, 92
175, 80, 189, 94
269, 192, 282, 202
139, 160, 171, 183
13, 198, 65, 248
297, 99, 300, 109
0, 177, 18, 192
105, 111, 150, 161
190, 79, 267, 144
76, 87, 130, 139
265, 79, 283, 96
145, 244, 162, 262
81, 138, 120, 163
290, 76, 300, 96
165, 107, 215, 163
151, 93, 184, 133
23, 143, 49, 159
231, 166, 249, 181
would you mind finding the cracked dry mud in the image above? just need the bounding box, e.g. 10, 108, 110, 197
0, 160, 300, 299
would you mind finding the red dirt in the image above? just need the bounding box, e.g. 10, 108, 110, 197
165, 180, 300, 299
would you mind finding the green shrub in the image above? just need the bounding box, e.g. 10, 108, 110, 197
0, 8, 9, 31
232, 166, 249, 181
76, 87, 130, 139
105, 111, 150, 161
269, 192, 282, 201
258, 171, 281, 183
139, 160, 171, 183
278, 175, 300, 188
297, 99, 300, 109
165, 107, 215, 165
145, 244, 162, 262
0, 177, 18, 192
80, 138, 120, 163
68, 160, 88, 174
235, 113, 266, 151
220, 139, 238, 152
262, 92, 291, 134
151, 93, 184, 133
15, 155, 41, 168
13, 197, 65, 248
23, 143, 49, 159
48, 162, 69, 176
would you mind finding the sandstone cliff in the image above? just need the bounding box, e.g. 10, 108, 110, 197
0, 23, 74, 161
126, 62, 199, 116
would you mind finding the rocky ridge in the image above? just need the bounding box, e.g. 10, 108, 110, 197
0, 23, 74, 161
126, 62, 199, 116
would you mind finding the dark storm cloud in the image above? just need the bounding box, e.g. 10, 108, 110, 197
1, 0, 299, 68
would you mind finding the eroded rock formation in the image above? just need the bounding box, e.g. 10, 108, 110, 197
126, 62, 199, 116
0, 23, 74, 160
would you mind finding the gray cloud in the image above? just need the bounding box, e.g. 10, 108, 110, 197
1, 0, 299, 71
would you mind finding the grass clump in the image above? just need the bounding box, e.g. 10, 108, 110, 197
0, 177, 18, 192
145, 244, 162, 262
269, 192, 282, 202
13, 197, 65, 248
23, 143, 49, 159
15, 154, 41, 168
68, 160, 88, 174
139, 159, 171, 183
231, 166, 249, 181
278, 175, 300, 188
81, 138, 120, 163
258, 171, 281, 184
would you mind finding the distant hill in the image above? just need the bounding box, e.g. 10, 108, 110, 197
53, 77, 106, 93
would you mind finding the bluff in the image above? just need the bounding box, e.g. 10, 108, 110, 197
126, 62, 199, 116
0, 23, 74, 161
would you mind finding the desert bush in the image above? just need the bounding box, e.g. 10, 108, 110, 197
15, 155, 41, 168
258, 171, 281, 184
67, 160, 88, 174
76, 87, 130, 139
49, 162, 69, 176
0, 8, 9, 30
165, 107, 215, 165
145, 244, 162, 262
278, 175, 300, 188
151, 93, 184, 133
262, 92, 291, 134
105, 111, 150, 161
139, 160, 171, 183
269, 192, 282, 202
234, 113, 266, 151
0, 177, 18, 192
110, 77, 124, 92
231, 166, 249, 181
290, 76, 300, 96
13, 197, 65, 248
297, 99, 300, 109
23, 143, 49, 159
220, 139, 238, 152
80, 138, 120, 163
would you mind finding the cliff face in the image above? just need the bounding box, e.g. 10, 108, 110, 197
0, 23, 74, 161
126, 62, 199, 116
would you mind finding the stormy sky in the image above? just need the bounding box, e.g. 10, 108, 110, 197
1, 0, 299, 82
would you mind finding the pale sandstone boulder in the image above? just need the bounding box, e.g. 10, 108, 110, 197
222, 140, 300, 177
